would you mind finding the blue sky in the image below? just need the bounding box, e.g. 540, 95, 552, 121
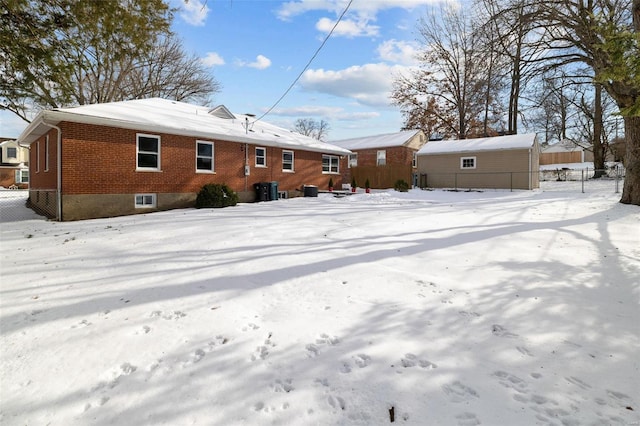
1, 0, 447, 141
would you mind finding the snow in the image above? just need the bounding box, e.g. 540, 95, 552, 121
18, 98, 351, 156
417, 134, 537, 155
331, 130, 421, 150
1, 184, 639, 426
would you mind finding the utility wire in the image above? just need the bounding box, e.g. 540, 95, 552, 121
252, 0, 354, 124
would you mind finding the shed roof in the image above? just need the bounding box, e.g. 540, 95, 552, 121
16, 98, 351, 156
417, 133, 537, 155
330, 130, 423, 150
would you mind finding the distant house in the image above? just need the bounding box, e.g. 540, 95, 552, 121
16, 98, 351, 221
417, 133, 540, 190
0, 138, 29, 189
330, 130, 426, 189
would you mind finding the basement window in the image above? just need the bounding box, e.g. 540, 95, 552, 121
135, 194, 156, 208
460, 156, 476, 169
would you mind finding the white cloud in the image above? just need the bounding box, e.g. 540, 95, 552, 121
236, 55, 272, 70
277, 0, 444, 21
201, 52, 225, 67
315, 17, 379, 37
299, 63, 410, 107
268, 106, 379, 125
179, 0, 210, 26
377, 39, 420, 65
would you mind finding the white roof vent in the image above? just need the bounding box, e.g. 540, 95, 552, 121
208, 105, 236, 120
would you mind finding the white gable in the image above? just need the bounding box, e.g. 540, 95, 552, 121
417, 134, 537, 155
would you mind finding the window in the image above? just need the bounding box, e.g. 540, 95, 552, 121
322, 155, 339, 173
282, 150, 294, 172
460, 156, 476, 169
196, 140, 214, 172
137, 134, 160, 170
135, 194, 156, 208
7, 147, 17, 159
35, 141, 40, 172
15, 169, 29, 183
348, 153, 358, 168
44, 136, 49, 172
412, 152, 417, 168
377, 150, 386, 166
256, 147, 266, 167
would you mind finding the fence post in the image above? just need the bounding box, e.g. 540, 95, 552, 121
510, 172, 513, 192
581, 169, 585, 193
615, 166, 620, 193
455, 173, 457, 191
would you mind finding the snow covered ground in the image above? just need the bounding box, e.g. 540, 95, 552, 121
1, 184, 639, 426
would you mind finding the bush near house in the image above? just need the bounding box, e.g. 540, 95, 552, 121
195, 184, 239, 208
394, 179, 410, 192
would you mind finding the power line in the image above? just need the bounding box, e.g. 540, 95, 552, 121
251, 0, 354, 124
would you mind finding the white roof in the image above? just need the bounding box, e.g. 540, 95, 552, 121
17, 98, 351, 156
417, 133, 537, 155
331, 130, 422, 150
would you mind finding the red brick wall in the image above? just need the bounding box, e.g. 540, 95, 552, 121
340, 146, 417, 188
28, 128, 58, 190
53, 122, 342, 195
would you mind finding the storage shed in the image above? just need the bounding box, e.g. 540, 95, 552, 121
417, 134, 540, 190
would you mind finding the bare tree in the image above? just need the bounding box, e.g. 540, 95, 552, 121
391, 6, 505, 139
293, 118, 330, 141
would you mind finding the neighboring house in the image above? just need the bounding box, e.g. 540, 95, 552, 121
330, 130, 426, 189
0, 138, 29, 189
540, 141, 586, 165
416, 133, 540, 190
16, 98, 351, 221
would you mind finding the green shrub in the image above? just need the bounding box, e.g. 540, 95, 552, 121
328, 177, 334, 189
196, 184, 239, 208
394, 179, 410, 192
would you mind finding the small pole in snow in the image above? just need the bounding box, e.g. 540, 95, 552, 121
389, 406, 395, 423
581, 169, 585, 193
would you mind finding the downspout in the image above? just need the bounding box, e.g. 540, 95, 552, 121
40, 120, 62, 221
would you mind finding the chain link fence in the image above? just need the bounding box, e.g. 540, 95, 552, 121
0, 189, 56, 222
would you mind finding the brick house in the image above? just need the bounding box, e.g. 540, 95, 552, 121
16, 98, 351, 220
0, 138, 29, 189
330, 130, 426, 189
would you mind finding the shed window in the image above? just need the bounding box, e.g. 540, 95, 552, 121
322, 155, 339, 173
348, 153, 357, 168
137, 134, 160, 170
196, 140, 214, 172
461, 156, 476, 169
377, 150, 386, 166
282, 150, 294, 172
256, 147, 266, 167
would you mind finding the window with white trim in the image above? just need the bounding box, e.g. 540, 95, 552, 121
7, 147, 17, 159
460, 156, 476, 169
256, 147, 266, 167
135, 194, 156, 208
282, 150, 294, 172
15, 169, 29, 183
348, 153, 357, 168
196, 140, 214, 172
35, 141, 40, 172
412, 152, 417, 168
376, 150, 386, 166
137, 134, 160, 170
322, 154, 339, 173
44, 135, 50, 171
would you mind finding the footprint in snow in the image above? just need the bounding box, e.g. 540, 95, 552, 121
442, 381, 479, 403
398, 353, 437, 370
455, 412, 481, 426
491, 324, 519, 338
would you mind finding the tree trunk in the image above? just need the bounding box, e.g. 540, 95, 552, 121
620, 116, 640, 205
593, 83, 606, 178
